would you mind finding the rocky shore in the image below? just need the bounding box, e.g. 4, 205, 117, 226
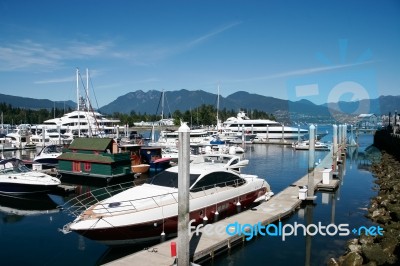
329, 152, 400, 266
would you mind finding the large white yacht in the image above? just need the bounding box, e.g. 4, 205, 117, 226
36, 69, 120, 138
221, 111, 308, 141
40, 109, 120, 138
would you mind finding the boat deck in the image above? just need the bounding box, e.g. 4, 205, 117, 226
104, 150, 341, 266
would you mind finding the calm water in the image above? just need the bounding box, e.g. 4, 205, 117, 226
0, 127, 378, 266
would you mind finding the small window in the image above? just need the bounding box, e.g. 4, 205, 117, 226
84, 162, 91, 172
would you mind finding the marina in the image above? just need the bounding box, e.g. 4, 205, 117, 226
104, 148, 339, 265
0, 126, 382, 265
0, 2, 398, 265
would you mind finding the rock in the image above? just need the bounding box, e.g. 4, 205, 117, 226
327, 257, 340, 266
387, 204, 400, 222
341, 251, 363, 266
361, 243, 388, 265
359, 234, 374, 245
372, 208, 386, 218
380, 236, 398, 255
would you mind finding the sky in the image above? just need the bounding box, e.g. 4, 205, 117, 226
0, 0, 399, 108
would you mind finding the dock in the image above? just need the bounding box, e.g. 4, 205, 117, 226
104, 150, 342, 266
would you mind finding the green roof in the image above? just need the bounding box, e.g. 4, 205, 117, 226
58, 152, 115, 164
68, 138, 114, 151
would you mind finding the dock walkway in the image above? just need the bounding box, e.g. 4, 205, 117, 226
105, 151, 340, 266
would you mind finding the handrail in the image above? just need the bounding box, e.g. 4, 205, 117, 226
62, 177, 249, 218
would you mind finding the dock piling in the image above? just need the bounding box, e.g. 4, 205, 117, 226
178, 122, 191, 266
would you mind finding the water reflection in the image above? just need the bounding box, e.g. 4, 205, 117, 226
0, 194, 59, 223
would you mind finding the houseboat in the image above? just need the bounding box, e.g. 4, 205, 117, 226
57, 138, 132, 182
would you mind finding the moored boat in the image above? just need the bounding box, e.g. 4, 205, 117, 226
33, 144, 63, 167
62, 154, 273, 246
292, 140, 331, 151
0, 158, 61, 195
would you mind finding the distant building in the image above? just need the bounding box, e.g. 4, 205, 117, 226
356, 114, 378, 129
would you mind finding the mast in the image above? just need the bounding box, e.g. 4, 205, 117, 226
216, 84, 220, 131
86, 68, 90, 111
76, 68, 81, 137
76, 68, 79, 111
161, 89, 164, 120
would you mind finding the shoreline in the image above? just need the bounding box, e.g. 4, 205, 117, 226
329, 152, 400, 265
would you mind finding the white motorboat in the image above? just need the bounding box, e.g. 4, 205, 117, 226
0, 158, 61, 195
63, 154, 273, 246
33, 145, 63, 167
5, 125, 35, 149
292, 140, 331, 151
30, 128, 73, 147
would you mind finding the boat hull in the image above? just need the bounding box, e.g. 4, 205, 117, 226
0, 182, 59, 195
131, 164, 150, 174
70, 188, 266, 246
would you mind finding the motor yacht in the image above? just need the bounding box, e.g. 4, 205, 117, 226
62, 154, 273, 246
222, 111, 308, 140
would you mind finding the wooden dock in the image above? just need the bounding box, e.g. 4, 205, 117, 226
104, 151, 341, 266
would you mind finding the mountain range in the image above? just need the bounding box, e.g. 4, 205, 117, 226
1, 90, 399, 123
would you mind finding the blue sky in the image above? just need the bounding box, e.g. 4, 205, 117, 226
0, 0, 399, 108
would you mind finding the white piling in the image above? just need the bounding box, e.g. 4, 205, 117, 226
333, 124, 338, 170
178, 122, 190, 266
308, 124, 315, 197
42, 126, 46, 145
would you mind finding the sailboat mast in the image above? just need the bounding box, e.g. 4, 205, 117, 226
86, 68, 90, 111
76, 68, 79, 111
76, 68, 81, 137
216, 84, 220, 131
161, 89, 164, 120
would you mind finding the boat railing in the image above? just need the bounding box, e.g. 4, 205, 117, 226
60, 181, 138, 217
62, 178, 247, 218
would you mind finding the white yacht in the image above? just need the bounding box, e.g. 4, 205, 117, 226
39, 109, 120, 138
36, 69, 121, 138
62, 154, 272, 246
221, 111, 308, 141
154, 128, 210, 147
30, 128, 73, 147
5, 125, 35, 149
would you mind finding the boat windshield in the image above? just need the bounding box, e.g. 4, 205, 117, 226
0, 160, 31, 173
148, 171, 200, 188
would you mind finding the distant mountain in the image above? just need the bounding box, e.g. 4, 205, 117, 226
324, 95, 400, 115
2, 91, 399, 123
0, 93, 75, 110
99, 90, 335, 122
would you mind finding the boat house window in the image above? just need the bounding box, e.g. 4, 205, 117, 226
190, 171, 245, 192
84, 162, 91, 172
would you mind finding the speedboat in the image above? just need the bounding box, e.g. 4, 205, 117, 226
292, 140, 331, 151
33, 145, 63, 167
63, 154, 273, 246
0, 158, 61, 195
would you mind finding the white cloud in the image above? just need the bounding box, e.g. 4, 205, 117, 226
223, 61, 374, 83
0, 39, 117, 71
